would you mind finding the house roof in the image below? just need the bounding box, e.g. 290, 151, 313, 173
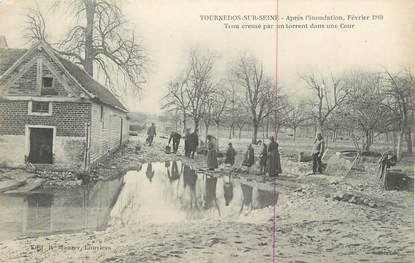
0, 47, 128, 112
0, 48, 27, 75
57, 56, 128, 111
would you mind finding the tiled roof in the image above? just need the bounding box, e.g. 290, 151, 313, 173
57, 56, 127, 111
0, 48, 27, 76
0, 47, 127, 112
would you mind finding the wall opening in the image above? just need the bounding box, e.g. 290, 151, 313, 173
28, 128, 54, 164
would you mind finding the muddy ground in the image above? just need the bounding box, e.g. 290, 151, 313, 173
0, 136, 413, 263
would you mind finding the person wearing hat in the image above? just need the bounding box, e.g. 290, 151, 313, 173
146, 123, 157, 146
225, 142, 237, 166
311, 132, 325, 174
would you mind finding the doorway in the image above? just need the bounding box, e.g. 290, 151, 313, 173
28, 128, 54, 164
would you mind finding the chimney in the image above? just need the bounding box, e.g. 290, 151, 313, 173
0, 35, 8, 49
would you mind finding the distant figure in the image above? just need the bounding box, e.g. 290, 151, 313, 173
146, 123, 157, 146
242, 144, 255, 167
225, 143, 237, 166
146, 163, 154, 182
267, 136, 282, 177
207, 135, 218, 170
311, 132, 325, 174
184, 128, 191, 157
189, 129, 199, 159
259, 142, 268, 174
168, 131, 182, 154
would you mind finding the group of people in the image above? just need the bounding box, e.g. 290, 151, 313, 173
147, 122, 326, 176
224, 136, 282, 177
168, 128, 199, 158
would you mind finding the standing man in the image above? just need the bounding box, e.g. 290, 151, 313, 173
168, 131, 182, 154
311, 132, 325, 174
189, 129, 199, 159
146, 123, 157, 146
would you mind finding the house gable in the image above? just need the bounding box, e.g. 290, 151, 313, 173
1, 41, 128, 112
1, 45, 85, 98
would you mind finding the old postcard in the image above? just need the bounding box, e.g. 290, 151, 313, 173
0, 0, 413, 262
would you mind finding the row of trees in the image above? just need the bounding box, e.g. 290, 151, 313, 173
163, 50, 414, 159
162, 51, 278, 145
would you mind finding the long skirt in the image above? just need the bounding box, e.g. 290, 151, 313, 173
207, 149, 218, 169
267, 150, 282, 176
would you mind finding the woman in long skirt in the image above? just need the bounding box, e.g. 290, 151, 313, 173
207, 135, 218, 170
267, 136, 282, 177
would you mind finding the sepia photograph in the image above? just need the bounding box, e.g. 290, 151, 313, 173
0, 0, 414, 262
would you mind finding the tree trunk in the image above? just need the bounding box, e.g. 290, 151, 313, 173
228, 125, 232, 139
252, 123, 259, 144
238, 126, 243, 139
84, 0, 95, 76
364, 130, 372, 152
205, 124, 209, 143
405, 130, 413, 153
392, 130, 397, 155
266, 116, 269, 138
182, 112, 187, 133
216, 123, 220, 151
397, 129, 403, 160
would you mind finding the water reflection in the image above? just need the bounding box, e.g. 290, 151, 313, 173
0, 161, 278, 240
0, 177, 123, 241
109, 162, 278, 226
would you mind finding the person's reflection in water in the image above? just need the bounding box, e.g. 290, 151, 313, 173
239, 183, 253, 215
169, 161, 180, 182
223, 175, 234, 206
254, 189, 278, 209
146, 163, 155, 182
165, 161, 171, 179
183, 165, 198, 208
204, 176, 220, 216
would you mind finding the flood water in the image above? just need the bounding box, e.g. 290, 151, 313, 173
0, 162, 278, 241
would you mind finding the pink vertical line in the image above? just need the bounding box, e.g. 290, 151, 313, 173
272, 0, 280, 261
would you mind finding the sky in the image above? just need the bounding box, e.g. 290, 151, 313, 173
0, 0, 414, 113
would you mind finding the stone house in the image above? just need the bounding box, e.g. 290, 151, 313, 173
0, 40, 129, 170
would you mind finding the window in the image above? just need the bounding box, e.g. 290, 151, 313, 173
28, 101, 52, 116
42, 77, 53, 88
41, 77, 58, 96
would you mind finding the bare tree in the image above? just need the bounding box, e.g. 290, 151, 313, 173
186, 50, 216, 131
283, 100, 310, 143
162, 69, 191, 133
343, 71, 389, 152
25, 9, 47, 42
25, 0, 146, 96
300, 72, 348, 132
232, 56, 274, 144
383, 68, 414, 158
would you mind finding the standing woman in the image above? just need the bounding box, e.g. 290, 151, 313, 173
259, 142, 268, 174
267, 136, 282, 177
207, 135, 218, 170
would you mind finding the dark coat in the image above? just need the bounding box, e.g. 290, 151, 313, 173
225, 146, 236, 165
243, 147, 255, 167
207, 140, 218, 169
267, 141, 282, 176
189, 133, 199, 151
